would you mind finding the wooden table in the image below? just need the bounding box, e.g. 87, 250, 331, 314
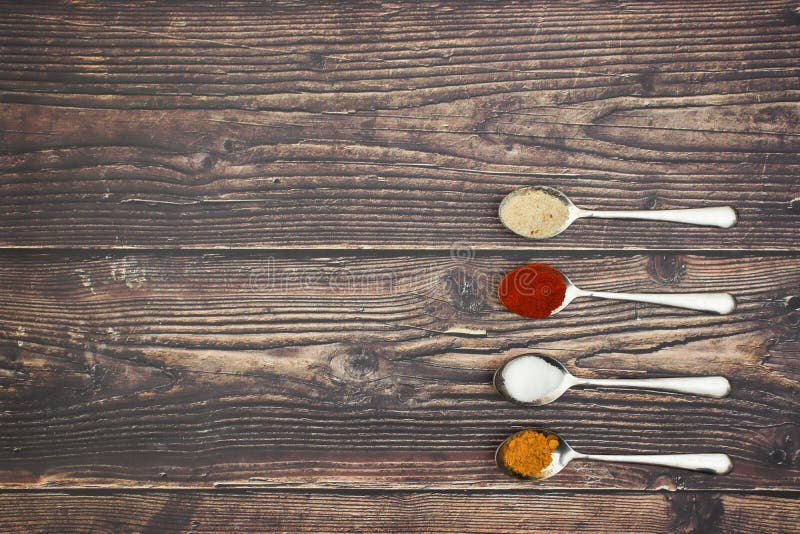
1, 1, 798, 531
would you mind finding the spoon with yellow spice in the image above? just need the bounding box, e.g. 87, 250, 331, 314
496, 429, 733, 480
499, 186, 738, 239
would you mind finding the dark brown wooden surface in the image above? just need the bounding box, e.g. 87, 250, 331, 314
0, 253, 798, 490
0, 491, 798, 533
1, 0, 799, 532
1, 0, 800, 250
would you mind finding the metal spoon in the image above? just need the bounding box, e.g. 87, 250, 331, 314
496, 428, 733, 480
499, 186, 738, 239
500, 263, 736, 316
494, 354, 731, 406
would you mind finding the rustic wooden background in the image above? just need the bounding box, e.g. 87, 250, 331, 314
1, 0, 798, 532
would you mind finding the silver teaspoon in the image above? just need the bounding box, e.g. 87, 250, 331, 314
496, 428, 733, 480
494, 354, 731, 406
499, 186, 738, 239
498, 263, 736, 317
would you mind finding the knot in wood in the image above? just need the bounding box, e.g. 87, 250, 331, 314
647, 255, 687, 285
328, 347, 380, 381
200, 154, 215, 170
768, 430, 795, 466
668, 493, 724, 534
443, 268, 486, 315
768, 448, 787, 465
785, 5, 800, 24
223, 138, 247, 153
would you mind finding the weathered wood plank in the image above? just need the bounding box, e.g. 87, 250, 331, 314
0, 490, 797, 533
0, 252, 796, 489
1, 1, 799, 249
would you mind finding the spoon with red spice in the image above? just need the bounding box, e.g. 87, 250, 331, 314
496, 428, 733, 480
498, 263, 736, 318
499, 186, 738, 240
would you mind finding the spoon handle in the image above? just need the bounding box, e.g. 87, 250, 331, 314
580, 206, 737, 228
575, 376, 731, 398
578, 453, 733, 474
585, 290, 736, 314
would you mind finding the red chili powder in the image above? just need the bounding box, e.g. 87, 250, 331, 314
498, 263, 568, 318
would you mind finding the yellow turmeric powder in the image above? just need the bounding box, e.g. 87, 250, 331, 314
499, 429, 560, 478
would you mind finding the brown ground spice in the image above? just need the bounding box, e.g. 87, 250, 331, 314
500, 188, 570, 238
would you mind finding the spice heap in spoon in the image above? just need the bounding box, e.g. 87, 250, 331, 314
497, 263, 567, 318
497, 429, 560, 478
499, 187, 571, 239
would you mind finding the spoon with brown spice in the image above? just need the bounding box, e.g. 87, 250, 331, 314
499, 186, 738, 239
496, 428, 733, 481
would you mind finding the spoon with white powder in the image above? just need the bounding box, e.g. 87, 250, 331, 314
494, 354, 731, 406
499, 186, 738, 239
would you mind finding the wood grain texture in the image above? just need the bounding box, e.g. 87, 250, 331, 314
0, 252, 796, 489
1, 1, 799, 530
0, 490, 798, 533
1, 1, 799, 249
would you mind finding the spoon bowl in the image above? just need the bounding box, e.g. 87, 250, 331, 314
496, 428, 733, 480
498, 186, 577, 239
493, 355, 572, 406
499, 186, 738, 240
494, 354, 731, 406
495, 427, 571, 480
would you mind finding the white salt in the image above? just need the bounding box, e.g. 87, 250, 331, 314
501, 355, 565, 403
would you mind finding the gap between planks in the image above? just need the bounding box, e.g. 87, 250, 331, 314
0, 487, 796, 495
0, 247, 799, 256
